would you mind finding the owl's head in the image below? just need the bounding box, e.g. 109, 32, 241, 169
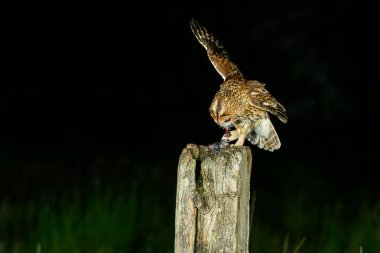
209, 99, 238, 128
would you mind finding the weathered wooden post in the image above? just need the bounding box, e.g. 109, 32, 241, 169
175, 143, 252, 253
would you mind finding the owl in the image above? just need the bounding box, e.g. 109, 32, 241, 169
190, 19, 288, 151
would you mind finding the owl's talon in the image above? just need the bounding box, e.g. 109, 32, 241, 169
221, 135, 230, 142
222, 137, 233, 143
222, 129, 239, 143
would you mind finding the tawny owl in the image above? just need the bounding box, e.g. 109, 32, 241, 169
190, 19, 288, 151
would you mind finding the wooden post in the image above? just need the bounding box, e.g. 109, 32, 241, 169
175, 144, 252, 253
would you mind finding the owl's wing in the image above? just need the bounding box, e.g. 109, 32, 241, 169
190, 19, 243, 80
248, 81, 288, 123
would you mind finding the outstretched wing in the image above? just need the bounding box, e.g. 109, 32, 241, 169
190, 18, 243, 80
248, 81, 288, 123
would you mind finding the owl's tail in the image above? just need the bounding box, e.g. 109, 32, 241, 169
248, 119, 281, 151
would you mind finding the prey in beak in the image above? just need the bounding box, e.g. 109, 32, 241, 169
225, 126, 231, 138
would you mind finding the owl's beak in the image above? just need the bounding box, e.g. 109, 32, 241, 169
219, 121, 233, 129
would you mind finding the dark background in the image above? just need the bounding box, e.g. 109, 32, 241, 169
1, 0, 379, 250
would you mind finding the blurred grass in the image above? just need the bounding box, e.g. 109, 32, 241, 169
0, 180, 379, 252
0, 180, 174, 253
251, 195, 380, 253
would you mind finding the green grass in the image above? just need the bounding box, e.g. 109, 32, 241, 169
0, 181, 174, 253
251, 195, 380, 253
0, 183, 379, 252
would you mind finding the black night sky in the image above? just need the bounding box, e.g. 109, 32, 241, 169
2, 1, 380, 252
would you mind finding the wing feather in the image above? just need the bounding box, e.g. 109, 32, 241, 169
248, 81, 288, 123
190, 19, 243, 80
